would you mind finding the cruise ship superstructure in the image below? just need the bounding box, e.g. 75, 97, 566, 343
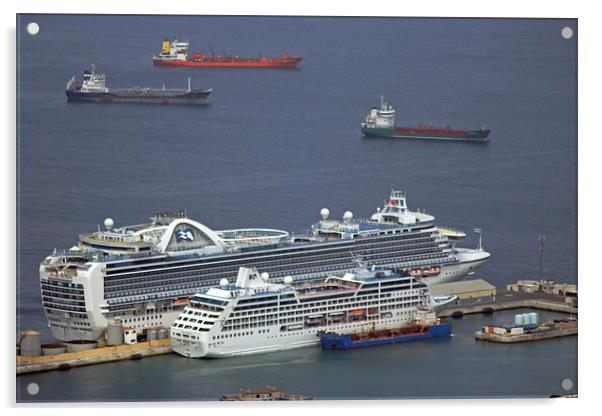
39, 190, 490, 342
170, 265, 454, 358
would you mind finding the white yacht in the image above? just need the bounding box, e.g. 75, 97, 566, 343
39, 189, 490, 342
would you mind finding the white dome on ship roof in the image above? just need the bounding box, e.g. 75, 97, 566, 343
104, 218, 114, 230
343, 211, 353, 222
260, 272, 270, 282
320, 208, 330, 220
220, 278, 229, 287
283, 276, 293, 285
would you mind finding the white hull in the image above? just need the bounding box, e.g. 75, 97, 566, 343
172, 315, 413, 358
46, 252, 488, 342
421, 249, 490, 285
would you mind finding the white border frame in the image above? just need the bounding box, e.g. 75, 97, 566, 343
3, 0, 599, 414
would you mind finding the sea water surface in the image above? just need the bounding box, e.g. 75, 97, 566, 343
16, 15, 577, 401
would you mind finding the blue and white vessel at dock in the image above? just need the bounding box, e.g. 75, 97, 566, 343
39, 189, 489, 342
170, 264, 456, 358
319, 313, 451, 350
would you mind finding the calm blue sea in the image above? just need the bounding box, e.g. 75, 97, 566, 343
16, 15, 577, 401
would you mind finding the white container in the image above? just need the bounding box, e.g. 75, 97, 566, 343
493, 327, 506, 335
510, 327, 524, 335
124, 329, 137, 345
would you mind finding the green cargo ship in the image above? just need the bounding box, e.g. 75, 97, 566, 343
361, 97, 490, 143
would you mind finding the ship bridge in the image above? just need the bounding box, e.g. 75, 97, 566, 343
312, 190, 435, 240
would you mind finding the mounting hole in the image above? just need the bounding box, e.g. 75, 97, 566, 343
26, 22, 40, 35
561, 26, 573, 40
27, 382, 39, 395
561, 378, 574, 391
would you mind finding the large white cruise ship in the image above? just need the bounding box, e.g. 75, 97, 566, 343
39, 190, 490, 342
170, 265, 454, 358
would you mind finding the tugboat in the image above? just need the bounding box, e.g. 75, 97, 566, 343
361, 96, 490, 143
65, 65, 213, 104
153, 39, 302, 68
318, 309, 451, 350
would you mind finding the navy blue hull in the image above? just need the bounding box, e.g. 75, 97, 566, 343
319, 323, 451, 349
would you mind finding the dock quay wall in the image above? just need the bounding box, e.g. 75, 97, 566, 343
17, 339, 172, 375
438, 298, 577, 318
475, 327, 577, 343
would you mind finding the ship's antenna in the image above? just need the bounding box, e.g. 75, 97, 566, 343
381, 95, 385, 109
91, 63, 95, 75
205, 40, 215, 57
538, 234, 545, 280
473, 228, 483, 251
187, 77, 191, 93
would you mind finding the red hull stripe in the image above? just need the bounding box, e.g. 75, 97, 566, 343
153, 58, 302, 68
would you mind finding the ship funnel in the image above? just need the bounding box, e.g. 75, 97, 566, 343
161, 39, 171, 54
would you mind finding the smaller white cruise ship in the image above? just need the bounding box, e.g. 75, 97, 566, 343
170, 263, 455, 358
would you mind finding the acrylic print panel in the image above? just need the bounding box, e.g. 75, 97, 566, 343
16, 14, 577, 402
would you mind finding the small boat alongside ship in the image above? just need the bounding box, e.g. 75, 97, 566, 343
361, 96, 490, 143
65, 65, 213, 105
319, 310, 451, 350
153, 39, 303, 69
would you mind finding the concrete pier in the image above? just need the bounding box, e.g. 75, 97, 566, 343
475, 327, 577, 343
438, 290, 577, 318
16, 339, 172, 375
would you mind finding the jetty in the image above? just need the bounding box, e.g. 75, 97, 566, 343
17, 339, 172, 375
475, 326, 577, 343
430, 279, 577, 318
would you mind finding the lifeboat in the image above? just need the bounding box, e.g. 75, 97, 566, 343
349, 309, 366, 315
422, 266, 441, 277
408, 268, 423, 277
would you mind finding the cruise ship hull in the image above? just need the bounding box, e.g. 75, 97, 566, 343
42, 250, 489, 342
44, 251, 488, 343
40, 191, 490, 343
172, 315, 413, 358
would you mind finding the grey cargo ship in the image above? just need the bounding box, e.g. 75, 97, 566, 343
65, 65, 213, 105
